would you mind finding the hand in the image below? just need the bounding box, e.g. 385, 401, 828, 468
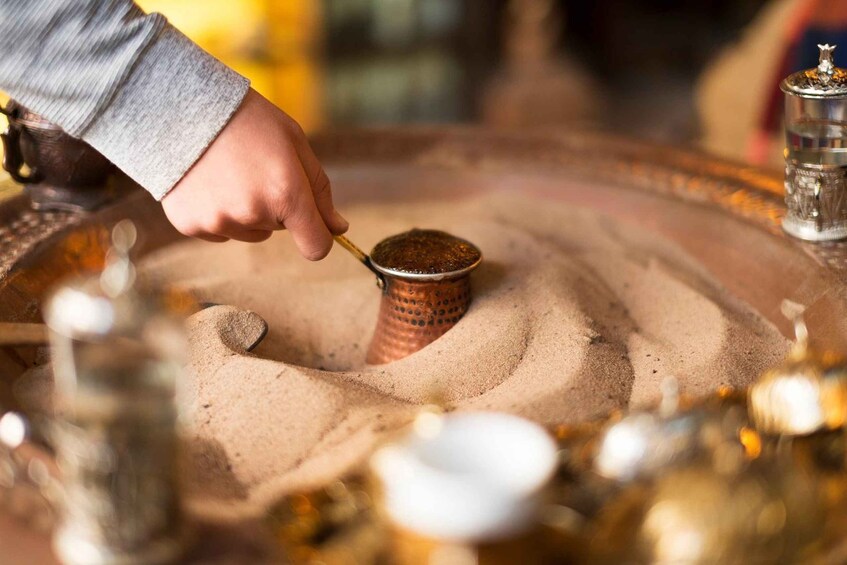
161, 89, 348, 260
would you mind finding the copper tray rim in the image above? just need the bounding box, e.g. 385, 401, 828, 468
0, 125, 844, 563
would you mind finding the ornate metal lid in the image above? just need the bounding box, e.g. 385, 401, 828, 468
781, 44, 847, 98
369, 229, 482, 281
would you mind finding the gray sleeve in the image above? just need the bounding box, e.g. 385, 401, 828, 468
0, 0, 250, 199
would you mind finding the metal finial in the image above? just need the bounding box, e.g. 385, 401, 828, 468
100, 219, 137, 297
818, 44, 837, 83
780, 299, 809, 349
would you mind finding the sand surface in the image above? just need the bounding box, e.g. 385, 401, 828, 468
18, 191, 789, 519
133, 191, 789, 517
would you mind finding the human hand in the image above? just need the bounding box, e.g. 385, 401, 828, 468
161, 89, 348, 260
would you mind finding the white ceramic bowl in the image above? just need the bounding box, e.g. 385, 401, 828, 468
371, 411, 558, 542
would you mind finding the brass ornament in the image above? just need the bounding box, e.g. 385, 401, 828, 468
589, 421, 823, 565
267, 477, 382, 565
749, 303, 847, 436
634, 463, 821, 564
592, 379, 749, 482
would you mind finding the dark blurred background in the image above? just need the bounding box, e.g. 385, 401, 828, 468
89, 1, 847, 165
319, 0, 769, 138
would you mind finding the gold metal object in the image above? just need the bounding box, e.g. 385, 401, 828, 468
593, 410, 703, 482
597, 463, 823, 564
268, 476, 383, 565
592, 379, 751, 482
333, 234, 367, 264
389, 526, 551, 565
588, 389, 823, 565
749, 302, 847, 436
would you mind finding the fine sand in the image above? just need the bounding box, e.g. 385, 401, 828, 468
144, 191, 789, 517
20, 192, 790, 519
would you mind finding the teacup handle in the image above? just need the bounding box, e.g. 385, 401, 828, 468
0, 103, 38, 184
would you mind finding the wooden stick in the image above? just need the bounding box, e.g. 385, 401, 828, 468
0, 323, 48, 346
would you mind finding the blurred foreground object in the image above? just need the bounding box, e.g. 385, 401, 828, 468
750, 301, 847, 434
45, 220, 186, 565
594, 380, 708, 483
590, 460, 822, 564
746, 301, 847, 558
585, 381, 825, 564
371, 411, 558, 564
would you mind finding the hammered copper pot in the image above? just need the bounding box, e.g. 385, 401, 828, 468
1, 100, 115, 211
366, 229, 482, 365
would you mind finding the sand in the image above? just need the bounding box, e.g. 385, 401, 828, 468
18, 191, 790, 519
139, 190, 791, 518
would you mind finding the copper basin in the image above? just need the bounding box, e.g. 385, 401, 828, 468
2, 128, 847, 562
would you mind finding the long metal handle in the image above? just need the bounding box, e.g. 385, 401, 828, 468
334, 235, 368, 263
333, 235, 385, 288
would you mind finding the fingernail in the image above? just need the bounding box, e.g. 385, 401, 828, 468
333, 210, 350, 233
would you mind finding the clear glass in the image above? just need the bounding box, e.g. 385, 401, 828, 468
48, 308, 185, 562
785, 94, 847, 166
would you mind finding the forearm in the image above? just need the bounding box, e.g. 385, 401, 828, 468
0, 0, 249, 199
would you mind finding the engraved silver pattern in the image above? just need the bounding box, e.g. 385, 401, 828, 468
783, 160, 847, 241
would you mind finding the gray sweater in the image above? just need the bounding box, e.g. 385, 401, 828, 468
0, 0, 250, 199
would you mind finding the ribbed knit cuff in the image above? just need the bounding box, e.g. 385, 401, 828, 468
82, 25, 250, 200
